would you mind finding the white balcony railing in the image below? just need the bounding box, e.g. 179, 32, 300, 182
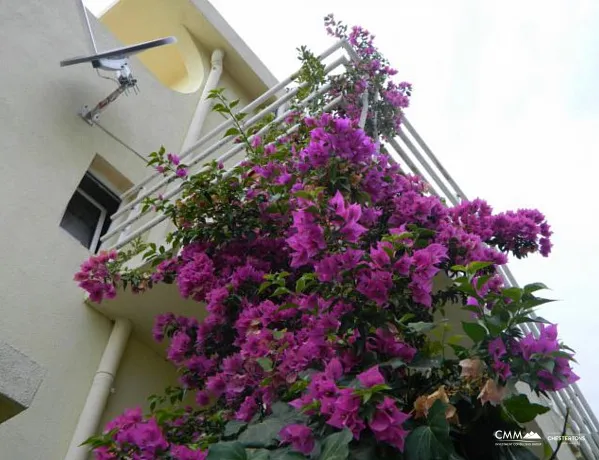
100, 39, 599, 459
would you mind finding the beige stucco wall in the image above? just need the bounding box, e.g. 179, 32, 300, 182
0, 1, 207, 458
99, 337, 181, 430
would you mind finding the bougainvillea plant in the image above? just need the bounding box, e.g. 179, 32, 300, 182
77, 16, 577, 460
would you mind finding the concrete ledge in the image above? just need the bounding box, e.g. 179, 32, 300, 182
0, 342, 45, 424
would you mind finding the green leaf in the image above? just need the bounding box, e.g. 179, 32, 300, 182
295, 277, 307, 293
503, 394, 550, 424
239, 411, 301, 448
293, 190, 314, 200
257, 357, 274, 372
538, 359, 555, 374
520, 297, 555, 309
407, 322, 437, 333
278, 302, 299, 312
453, 277, 477, 296
381, 358, 405, 369
405, 400, 454, 460
207, 442, 248, 460
271, 286, 291, 297
523, 282, 549, 294
258, 281, 272, 294
476, 275, 493, 291
225, 127, 240, 137
450, 264, 467, 273
502, 287, 523, 302
319, 428, 353, 460
512, 316, 549, 326
224, 420, 248, 438
270, 448, 306, 460
461, 322, 487, 343
271, 402, 296, 419
551, 350, 576, 362
349, 444, 377, 460
466, 261, 494, 274
449, 344, 469, 359
399, 313, 416, 323
247, 450, 270, 460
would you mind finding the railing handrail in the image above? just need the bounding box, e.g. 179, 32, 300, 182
102, 53, 352, 242
106, 54, 350, 232
107, 95, 344, 251
119, 39, 349, 202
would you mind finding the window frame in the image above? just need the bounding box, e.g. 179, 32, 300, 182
73, 187, 108, 252
60, 171, 121, 253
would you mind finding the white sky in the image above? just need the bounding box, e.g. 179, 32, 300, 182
87, 0, 599, 415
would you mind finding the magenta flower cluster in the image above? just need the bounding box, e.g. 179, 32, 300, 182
488, 324, 579, 391
155, 151, 188, 178
73, 250, 119, 303
93, 407, 207, 459
324, 14, 411, 136
287, 364, 410, 450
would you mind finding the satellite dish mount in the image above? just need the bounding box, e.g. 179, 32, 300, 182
60, 0, 176, 125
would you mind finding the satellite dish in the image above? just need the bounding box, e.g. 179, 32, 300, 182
61, 0, 176, 124
60, 37, 176, 69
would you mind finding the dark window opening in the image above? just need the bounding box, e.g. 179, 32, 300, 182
60, 173, 121, 252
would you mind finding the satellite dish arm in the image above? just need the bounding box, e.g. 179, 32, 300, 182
80, 76, 136, 125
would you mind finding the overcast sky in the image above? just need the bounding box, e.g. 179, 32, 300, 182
87, 0, 599, 416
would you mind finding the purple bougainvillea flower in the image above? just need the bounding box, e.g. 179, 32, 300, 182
369, 397, 410, 451
279, 424, 315, 455
357, 366, 385, 388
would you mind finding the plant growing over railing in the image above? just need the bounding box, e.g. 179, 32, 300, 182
76, 17, 575, 460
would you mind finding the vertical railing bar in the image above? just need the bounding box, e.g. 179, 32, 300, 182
117, 188, 145, 246
358, 87, 369, 129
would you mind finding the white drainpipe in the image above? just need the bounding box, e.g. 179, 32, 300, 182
147, 49, 225, 245
64, 318, 132, 460
181, 49, 225, 152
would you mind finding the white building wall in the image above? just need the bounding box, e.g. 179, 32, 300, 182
0, 1, 208, 458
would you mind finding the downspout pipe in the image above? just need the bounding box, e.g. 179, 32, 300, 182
64, 318, 132, 460
180, 49, 225, 152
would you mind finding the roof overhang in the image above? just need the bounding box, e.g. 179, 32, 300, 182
100, 0, 278, 97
